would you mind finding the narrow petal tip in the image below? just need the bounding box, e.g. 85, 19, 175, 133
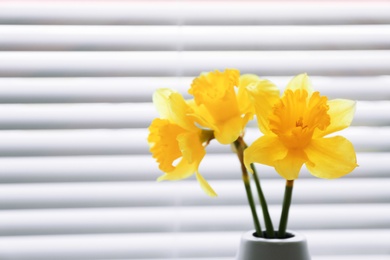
196, 172, 218, 197
157, 174, 168, 182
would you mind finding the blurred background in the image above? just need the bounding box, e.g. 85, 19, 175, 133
0, 0, 389, 259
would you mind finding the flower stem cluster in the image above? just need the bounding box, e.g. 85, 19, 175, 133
148, 70, 357, 238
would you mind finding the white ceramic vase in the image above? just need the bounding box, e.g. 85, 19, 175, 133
236, 230, 311, 260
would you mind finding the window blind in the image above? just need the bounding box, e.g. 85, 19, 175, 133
0, 1, 389, 260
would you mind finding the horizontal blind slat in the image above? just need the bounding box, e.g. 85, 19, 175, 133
0, 103, 157, 130
0, 153, 387, 183
0, 230, 388, 259
0, 25, 389, 51
1, 204, 389, 236
0, 76, 388, 103
0, 1, 389, 25
1, 51, 390, 77
0, 179, 388, 209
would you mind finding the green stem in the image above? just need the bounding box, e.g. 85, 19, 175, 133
251, 164, 275, 238
278, 179, 294, 238
234, 138, 263, 237
238, 138, 274, 238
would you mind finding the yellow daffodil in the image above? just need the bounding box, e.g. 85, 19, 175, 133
188, 69, 255, 144
148, 88, 217, 197
244, 74, 358, 180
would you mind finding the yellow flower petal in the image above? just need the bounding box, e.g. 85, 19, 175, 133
153, 88, 175, 119
187, 100, 218, 131
177, 132, 206, 165
244, 135, 288, 173
153, 88, 195, 131
285, 73, 313, 96
156, 132, 206, 182
157, 131, 215, 197
239, 74, 260, 89
157, 158, 196, 181
305, 136, 358, 179
274, 149, 308, 180
314, 99, 356, 138
196, 172, 217, 197
189, 69, 240, 122
214, 116, 244, 145
237, 74, 257, 117
188, 69, 248, 144
244, 76, 280, 134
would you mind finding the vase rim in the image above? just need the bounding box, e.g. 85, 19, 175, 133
236, 230, 311, 260
243, 230, 307, 243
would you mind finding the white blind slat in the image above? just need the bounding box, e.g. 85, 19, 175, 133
0, 51, 390, 77
0, 25, 389, 51
0, 76, 388, 103
0, 230, 388, 259
0, 103, 157, 129
1, 204, 389, 236
0, 1, 389, 25
0, 179, 389, 209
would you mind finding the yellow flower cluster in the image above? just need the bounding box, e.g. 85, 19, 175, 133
148, 69, 358, 196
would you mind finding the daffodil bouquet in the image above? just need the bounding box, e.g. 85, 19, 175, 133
148, 69, 357, 238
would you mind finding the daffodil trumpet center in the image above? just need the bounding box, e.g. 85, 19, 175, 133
189, 69, 242, 126
269, 89, 330, 150
148, 119, 186, 172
